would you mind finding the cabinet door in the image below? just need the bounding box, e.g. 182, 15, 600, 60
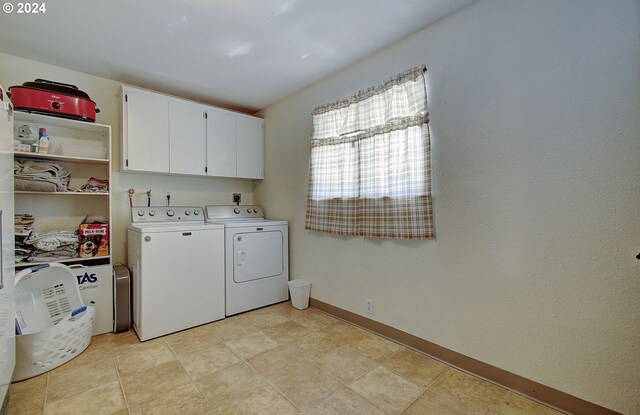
236, 114, 264, 179
169, 100, 207, 175
206, 107, 237, 177
123, 88, 169, 173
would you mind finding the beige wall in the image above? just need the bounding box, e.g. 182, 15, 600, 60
255, 0, 640, 413
0, 53, 254, 265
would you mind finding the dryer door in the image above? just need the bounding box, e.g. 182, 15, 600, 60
233, 230, 284, 283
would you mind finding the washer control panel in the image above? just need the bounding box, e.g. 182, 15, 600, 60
205, 205, 264, 221
131, 206, 204, 223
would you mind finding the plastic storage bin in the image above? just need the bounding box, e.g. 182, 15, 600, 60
287, 279, 311, 310
14, 263, 95, 381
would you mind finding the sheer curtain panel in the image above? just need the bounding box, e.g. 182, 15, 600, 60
305, 66, 434, 239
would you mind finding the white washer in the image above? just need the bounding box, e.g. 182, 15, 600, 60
128, 206, 225, 341
205, 205, 289, 316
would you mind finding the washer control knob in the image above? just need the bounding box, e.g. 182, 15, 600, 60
247, 208, 252, 213
234, 208, 240, 214
167, 210, 175, 217
137, 210, 145, 217
185, 210, 191, 215
193, 209, 200, 215
253, 208, 259, 213
149, 210, 156, 216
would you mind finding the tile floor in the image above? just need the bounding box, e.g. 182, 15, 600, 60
8, 301, 565, 415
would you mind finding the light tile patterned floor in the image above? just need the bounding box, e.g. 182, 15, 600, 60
8, 302, 565, 415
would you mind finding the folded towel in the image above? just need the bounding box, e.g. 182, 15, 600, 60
75, 177, 109, 193
14, 178, 57, 192
25, 230, 78, 252
14, 158, 70, 192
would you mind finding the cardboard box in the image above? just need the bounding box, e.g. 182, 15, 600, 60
74, 264, 113, 335
14, 141, 31, 152
78, 223, 109, 257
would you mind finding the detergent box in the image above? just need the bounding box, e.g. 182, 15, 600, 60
78, 222, 109, 258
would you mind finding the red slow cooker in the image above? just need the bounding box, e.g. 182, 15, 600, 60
9, 79, 100, 122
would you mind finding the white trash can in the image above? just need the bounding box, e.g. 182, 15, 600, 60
288, 279, 311, 310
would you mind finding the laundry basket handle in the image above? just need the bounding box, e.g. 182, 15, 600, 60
15, 263, 71, 285
29, 264, 50, 272
14, 263, 49, 285
71, 306, 87, 317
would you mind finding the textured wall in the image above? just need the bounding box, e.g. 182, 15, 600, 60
255, 0, 640, 412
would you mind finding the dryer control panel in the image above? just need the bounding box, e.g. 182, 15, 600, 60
205, 205, 264, 221
131, 206, 204, 223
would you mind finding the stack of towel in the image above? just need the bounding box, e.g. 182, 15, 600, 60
15, 214, 35, 263
23, 230, 79, 262
76, 177, 109, 193
15, 214, 80, 263
14, 158, 70, 192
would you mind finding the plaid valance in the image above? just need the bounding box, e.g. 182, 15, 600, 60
305, 66, 434, 239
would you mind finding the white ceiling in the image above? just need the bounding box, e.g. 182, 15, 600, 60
0, 0, 477, 112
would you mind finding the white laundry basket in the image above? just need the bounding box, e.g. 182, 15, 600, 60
14, 263, 95, 381
287, 279, 311, 310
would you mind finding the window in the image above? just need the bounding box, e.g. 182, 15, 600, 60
305, 66, 434, 239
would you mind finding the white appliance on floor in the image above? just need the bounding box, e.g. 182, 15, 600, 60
127, 206, 225, 341
0, 85, 15, 410
205, 205, 288, 316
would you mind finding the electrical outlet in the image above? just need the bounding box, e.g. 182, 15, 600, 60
164, 190, 172, 206
366, 299, 374, 314
164, 190, 172, 198
233, 193, 241, 204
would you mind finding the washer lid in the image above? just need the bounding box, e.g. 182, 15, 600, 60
128, 222, 224, 233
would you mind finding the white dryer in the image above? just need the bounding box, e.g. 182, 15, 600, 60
128, 206, 225, 341
205, 205, 288, 316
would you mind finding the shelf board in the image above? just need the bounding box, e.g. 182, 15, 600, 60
14, 111, 111, 132
15, 191, 110, 196
15, 255, 111, 269
14, 151, 109, 165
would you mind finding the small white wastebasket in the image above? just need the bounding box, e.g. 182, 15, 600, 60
287, 279, 311, 310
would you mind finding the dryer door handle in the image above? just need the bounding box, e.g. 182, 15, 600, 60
236, 251, 246, 266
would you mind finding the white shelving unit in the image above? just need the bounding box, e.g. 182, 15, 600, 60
13, 112, 112, 269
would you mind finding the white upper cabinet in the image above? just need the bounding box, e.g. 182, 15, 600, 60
169, 100, 207, 175
206, 107, 237, 178
120, 87, 169, 173
236, 114, 264, 179
120, 85, 263, 179
206, 108, 264, 179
